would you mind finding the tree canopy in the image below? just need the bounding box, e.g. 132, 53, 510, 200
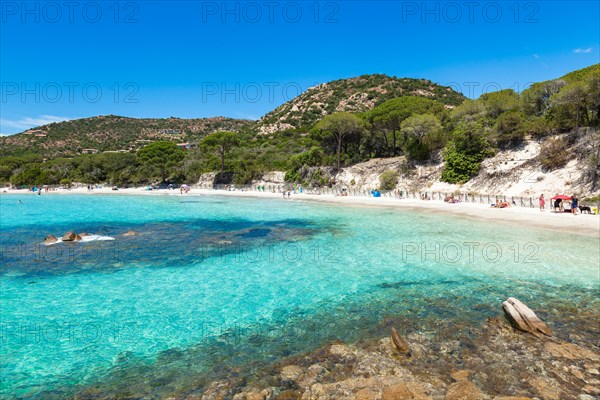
365, 96, 448, 156
200, 131, 241, 175
311, 112, 365, 168
136, 141, 185, 182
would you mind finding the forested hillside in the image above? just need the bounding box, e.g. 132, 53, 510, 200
0, 116, 252, 157
1, 65, 598, 192
255, 74, 466, 134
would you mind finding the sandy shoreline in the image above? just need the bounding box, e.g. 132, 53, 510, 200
2, 187, 599, 237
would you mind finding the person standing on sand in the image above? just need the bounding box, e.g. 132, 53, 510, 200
553, 197, 562, 212
539, 194, 545, 211
571, 195, 578, 215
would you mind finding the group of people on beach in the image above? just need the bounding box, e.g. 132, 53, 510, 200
539, 194, 585, 214
28, 186, 46, 195
444, 195, 462, 204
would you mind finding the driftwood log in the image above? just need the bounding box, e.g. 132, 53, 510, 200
502, 297, 552, 337
391, 327, 411, 355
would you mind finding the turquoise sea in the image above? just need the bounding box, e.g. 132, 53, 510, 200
1, 194, 599, 398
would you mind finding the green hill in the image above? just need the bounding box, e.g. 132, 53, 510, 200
560, 63, 600, 83
0, 115, 252, 157
255, 74, 466, 134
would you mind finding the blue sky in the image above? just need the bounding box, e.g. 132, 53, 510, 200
1, 0, 598, 135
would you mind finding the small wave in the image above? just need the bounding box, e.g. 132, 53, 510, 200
81, 235, 115, 242
43, 235, 115, 246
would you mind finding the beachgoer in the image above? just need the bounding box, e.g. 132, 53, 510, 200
571, 195, 578, 215
553, 198, 562, 212
287, 191, 291, 199
539, 194, 545, 211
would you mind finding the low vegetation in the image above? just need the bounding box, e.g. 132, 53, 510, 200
378, 170, 399, 191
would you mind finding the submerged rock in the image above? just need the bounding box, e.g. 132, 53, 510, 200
382, 382, 430, 400
544, 342, 600, 361
280, 365, 304, 381
447, 370, 484, 400
391, 327, 411, 355
122, 230, 138, 236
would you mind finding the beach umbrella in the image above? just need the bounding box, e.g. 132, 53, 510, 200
551, 194, 571, 200
181, 184, 190, 189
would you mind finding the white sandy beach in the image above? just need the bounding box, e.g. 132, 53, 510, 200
2, 187, 599, 237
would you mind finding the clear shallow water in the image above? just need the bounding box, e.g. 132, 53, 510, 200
0, 194, 599, 398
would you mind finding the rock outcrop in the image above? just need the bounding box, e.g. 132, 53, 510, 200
62, 232, 82, 242
391, 327, 411, 355
502, 297, 552, 337
43, 235, 58, 244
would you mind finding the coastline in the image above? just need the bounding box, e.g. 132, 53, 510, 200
3, 187, 599, 237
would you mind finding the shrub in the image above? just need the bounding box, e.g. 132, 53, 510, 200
539, 138, 569, 171
379, 170, 399, 190
491, 111, 527, 146
584, 194, 600, 202
59, 178, 72, 187
526, 117, 555, 137
441, 147, 484, 183
441, 121, 491, 184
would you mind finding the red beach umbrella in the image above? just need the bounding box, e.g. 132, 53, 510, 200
551, 194, 572, 200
